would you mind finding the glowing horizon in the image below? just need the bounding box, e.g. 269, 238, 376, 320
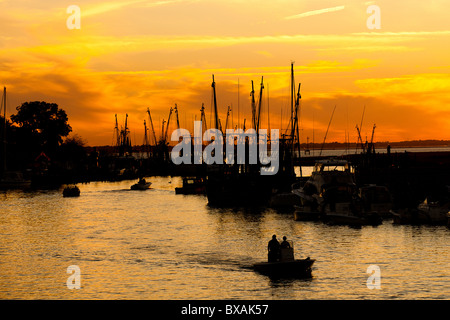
1, 0, 450, 146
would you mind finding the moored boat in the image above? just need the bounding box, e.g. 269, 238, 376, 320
292, 159, 381, 226
175, 177, 206, 195
416, 197, 449, 225
391, 196, 449, 225
391, 208, 429, 225
321, 184, 382, 226
292, 159, 356, 218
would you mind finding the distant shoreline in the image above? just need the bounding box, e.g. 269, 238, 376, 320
85, 139, 450, 152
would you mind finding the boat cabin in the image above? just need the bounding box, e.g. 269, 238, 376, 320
313, 159, 354, 174
303, 159, 356, 196
280, 241, 295, 262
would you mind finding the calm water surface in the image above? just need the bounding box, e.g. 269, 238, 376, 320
0, 176, 448, 300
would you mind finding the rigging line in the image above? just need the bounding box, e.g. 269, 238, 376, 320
320, 105, 337, 157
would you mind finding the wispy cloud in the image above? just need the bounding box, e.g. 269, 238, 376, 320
142, 0, 196, 8
83, 0, 148, 17
82, 0, 189, 18
352, 31, 450, 36
284, 5, 345, 20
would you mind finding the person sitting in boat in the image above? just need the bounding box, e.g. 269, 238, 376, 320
138, 177, 146, 184
267, 235, 280, 262
280, 236, 291, 248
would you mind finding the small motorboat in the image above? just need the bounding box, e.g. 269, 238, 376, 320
63, 185, 80, 197
131, 178, 152, 190
416, 197, 449, 225
253, 257, 315, 279
391, 208, 429, 225
253, 241, 315, 279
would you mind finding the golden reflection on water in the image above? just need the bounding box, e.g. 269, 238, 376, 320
0, 177, 449, 299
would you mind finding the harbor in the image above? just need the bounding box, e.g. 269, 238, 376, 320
0, 176, 449, 300
1, 64, 449, 300
2, 0, 450, 309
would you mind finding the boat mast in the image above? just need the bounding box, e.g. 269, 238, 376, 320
174, 104, 180, 129
256, 76, 264, 132
164, 106, 173, 143
267, 83, 270, 140
211, 75, 219, 130
355, 124, 364, 153
250, 80, 256, 129
225, 105, 231, 131
124, 113, 130, 151
143, 120, 149, 158
295, 82, 302, 177
200, 103, 207, 133
161, 119, 166, 143
356, 105, 366, 153
291, 62, 295, 147
319, 105, 337, 156
146, 107, 157, 146
369, 123, 376, 153
1, 87, 6, 173
237, 79, 240, 130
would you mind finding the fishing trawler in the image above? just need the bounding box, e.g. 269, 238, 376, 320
205, 64, 299, 207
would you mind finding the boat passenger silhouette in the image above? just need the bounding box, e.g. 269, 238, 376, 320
280, 236, 291, 248
267, 235, 280, 262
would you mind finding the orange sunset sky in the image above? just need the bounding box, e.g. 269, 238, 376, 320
1, 0, 450, 146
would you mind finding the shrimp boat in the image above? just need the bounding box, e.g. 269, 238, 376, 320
253, 242, 315, 278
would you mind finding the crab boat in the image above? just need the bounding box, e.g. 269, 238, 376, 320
253, 242, 315, 278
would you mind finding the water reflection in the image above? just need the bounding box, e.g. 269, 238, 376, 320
0, 177, 448, 299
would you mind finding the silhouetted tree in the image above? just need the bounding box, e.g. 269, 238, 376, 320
10, 101, 72, 157
57, 134, 87, 171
